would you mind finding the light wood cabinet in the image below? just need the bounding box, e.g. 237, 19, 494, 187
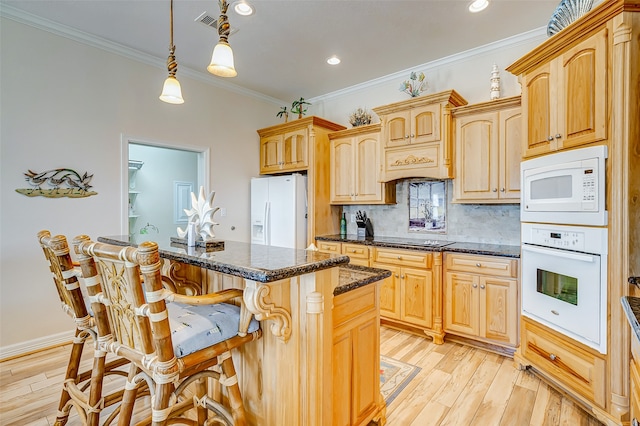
519, 317, 606, 409
507, 2, 640, 420
452, 97, 522, 203
373, 90, 467, 182
333, 284, 383, 426
329, 124, 396, 205
341, 243, 370, 267
444, 253, 519, 347
631, 336, 640, 425
258, 117, 346, 243
372, 247, 444, 343
514, 28, 607, 159
316, 240, 341, 255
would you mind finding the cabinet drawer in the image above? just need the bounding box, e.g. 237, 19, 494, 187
522, 318, 605, 408
445, 253, 517, 278
373, 248, 431, 268
342, 243, 370, 260
317, 241, 341, 254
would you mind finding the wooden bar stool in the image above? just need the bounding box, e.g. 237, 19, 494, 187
72, 236, 262, 426
37, 231, 129, 426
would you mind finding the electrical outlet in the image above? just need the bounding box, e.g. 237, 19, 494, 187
220, 208, 227, 217
350, 214, 356, 223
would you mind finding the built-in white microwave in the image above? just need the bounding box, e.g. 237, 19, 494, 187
521, 145, 607, 226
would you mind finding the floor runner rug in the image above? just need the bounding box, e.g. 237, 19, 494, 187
380, 355, 421, 405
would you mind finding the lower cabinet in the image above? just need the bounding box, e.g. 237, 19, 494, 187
444, 253, 519, 348
517, 317, 606, 409
372, 247, 444, 344
333, 284, 382, 426
631, 335, 640, 425
342, 243, 371, 267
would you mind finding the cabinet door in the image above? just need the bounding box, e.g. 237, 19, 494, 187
556, 28, 607, 150
499, 107, 522, 200
330, 137, 355, 203
260, 134, 283, 173
351, 316, 379, 425
332, 330, 352, 426
480, 276, 518, 345
454, 111, 499, 200
411, 103, 441, 145
282, 129, 308, 170
384, 110, 411, 148
354, 133, 382, 202
522, 61, 556, 158
444, 272, 479, 336
401, 266, 433, 328
375, 264, 401, 320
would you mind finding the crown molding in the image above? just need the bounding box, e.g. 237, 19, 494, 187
310, 26, 547, 103
0, 4, 284, 105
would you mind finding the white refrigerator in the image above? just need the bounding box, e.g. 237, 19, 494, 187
250, 174, 307, 249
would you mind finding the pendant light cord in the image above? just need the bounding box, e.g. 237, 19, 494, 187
166, 0, 177, 77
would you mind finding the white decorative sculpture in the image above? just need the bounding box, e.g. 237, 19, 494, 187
490, 63, 501, 100
176, 186, 220, 240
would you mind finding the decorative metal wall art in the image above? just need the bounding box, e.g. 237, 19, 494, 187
15, 168, 97, 198
547, 0, 594, 36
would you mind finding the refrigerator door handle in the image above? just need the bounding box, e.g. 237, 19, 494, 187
265, 201, 271, 245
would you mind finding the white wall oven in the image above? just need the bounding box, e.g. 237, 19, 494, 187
521, 223, 608, 354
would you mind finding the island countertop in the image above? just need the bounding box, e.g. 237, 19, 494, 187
98, 235, 350, 283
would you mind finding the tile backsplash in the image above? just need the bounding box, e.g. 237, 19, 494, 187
343, 180, 520, 246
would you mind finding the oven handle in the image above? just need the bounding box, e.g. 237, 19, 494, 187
522, 244, 597, 263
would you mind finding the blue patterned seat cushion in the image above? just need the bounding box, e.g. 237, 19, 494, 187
167, 302, 260, 358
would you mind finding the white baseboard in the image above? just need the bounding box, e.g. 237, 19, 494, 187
0, 330, 74, 361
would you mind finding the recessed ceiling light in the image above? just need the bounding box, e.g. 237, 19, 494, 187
233, 1, 254, 16
468, 0, 489, 13
327, 56, 341, 65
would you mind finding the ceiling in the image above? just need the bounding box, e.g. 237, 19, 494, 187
1, 0, 564, 102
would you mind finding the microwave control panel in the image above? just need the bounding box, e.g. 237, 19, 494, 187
581, 168, 597, 207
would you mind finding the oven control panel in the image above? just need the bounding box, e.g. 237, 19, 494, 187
529, 227, 585, 250
521, 222, 608, 255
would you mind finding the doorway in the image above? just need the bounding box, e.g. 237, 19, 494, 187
121, 136, 209, 241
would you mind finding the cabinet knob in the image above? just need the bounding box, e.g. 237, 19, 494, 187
549, 353, 557, 361
480, 284, 485, 289
555, 134, 562, 139
476, 263, 481, 267
548, 136, 554, 141
395, 274, 399, 278
400, 275, 405, 279
500, 188, 505, 192
397, 256, 402, 260
411, 134, 415, 138
405, 135, 410, 139
473, 283, 478, 288
351, 249, 357, 253
492, 188, 497, 192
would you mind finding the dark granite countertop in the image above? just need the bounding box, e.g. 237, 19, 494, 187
622, 295, 640, 343
99, 235, 350, 283
335, 264, 391, 296
316, 234, 521, 258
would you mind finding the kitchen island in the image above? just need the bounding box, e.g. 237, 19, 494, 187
99, 235, 391, 426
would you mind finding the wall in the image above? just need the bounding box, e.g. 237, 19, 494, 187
0, 18, 275, 354
308, 30, 547, 246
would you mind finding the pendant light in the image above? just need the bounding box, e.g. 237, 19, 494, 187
207, 0, 237, 77
159, 0, 184, 104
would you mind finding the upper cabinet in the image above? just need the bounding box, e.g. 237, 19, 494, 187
509, 28, 607, 159
373, 90, 467, 182
452, 96, 522, 203
257, 117, 346, 241
329, 124, 396, 205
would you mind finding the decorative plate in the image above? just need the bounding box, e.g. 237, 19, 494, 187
547, 0, 594, 36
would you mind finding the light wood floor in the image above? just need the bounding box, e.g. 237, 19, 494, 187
0, 326, 604, 425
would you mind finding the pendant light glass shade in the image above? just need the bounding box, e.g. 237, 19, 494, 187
159, 75, 184, 104
207, 41, 237, 77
